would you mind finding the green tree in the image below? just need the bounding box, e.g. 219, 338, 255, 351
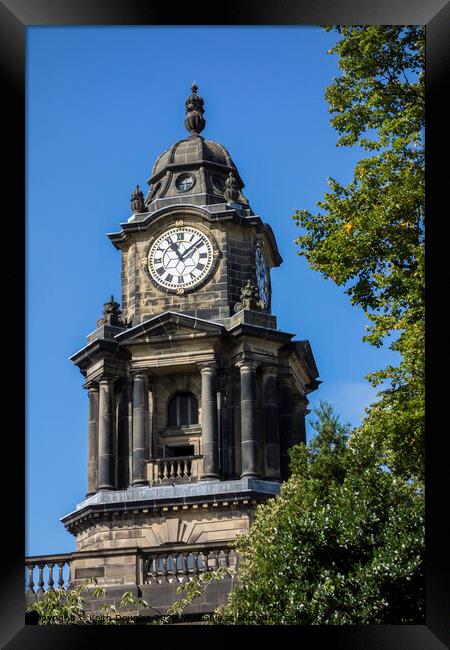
211, 403, 424, 625
293, 26, 424, 480
26, 578, 152, 625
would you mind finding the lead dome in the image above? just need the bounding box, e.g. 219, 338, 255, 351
141, 84, 249, 213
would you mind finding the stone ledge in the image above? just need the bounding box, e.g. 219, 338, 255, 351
60, 478, 281, 532
76, 478, 280, 511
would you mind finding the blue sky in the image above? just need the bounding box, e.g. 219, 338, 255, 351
26, 26, 399, 556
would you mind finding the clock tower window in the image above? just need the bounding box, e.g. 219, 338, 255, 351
168, 391, 198, 427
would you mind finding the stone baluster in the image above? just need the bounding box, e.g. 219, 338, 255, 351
26, 564, 35, 593
161, 555, 168, 582
132, 373, 149, 486
37, 563, 45, 594
86, 385, 99, 496
181, 553, 188, 579
262, 365, 281, 481
56, 562, 65, 589
193, 552, 200, 574
198, 363, 219, 480
98, 378, 115, 490
47, 563, 55, 591
237, 360, 259, 478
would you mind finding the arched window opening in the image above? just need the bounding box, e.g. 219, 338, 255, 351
168, 392, 198, 427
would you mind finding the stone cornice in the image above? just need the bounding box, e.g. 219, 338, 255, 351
107, 204, 282, 266
60, 479, 281, 535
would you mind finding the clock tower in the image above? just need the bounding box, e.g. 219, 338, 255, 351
61, 84, 320, 616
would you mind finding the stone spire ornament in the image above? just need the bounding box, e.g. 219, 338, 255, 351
184, 82, 206, 135
224, 171, 240, 203
130, 185, 145, 213
97, 295, 124, 327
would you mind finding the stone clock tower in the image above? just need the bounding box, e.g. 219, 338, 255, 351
61, 84, 320, 615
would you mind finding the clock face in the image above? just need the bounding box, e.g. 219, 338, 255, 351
255, 245, 269, 306
148, 226, 214, 291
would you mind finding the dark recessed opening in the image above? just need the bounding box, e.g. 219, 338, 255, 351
165, 445, 195, 458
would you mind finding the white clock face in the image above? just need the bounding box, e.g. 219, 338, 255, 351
255, 245, 269, 306
148, 226, 214, 291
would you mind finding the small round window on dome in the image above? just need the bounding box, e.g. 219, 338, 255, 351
176, 173, 195, 193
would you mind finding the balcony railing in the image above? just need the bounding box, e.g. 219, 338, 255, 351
142, 541, 238, 585
25, 542, 238, 596
25, 553, 72, 596
147, 454, 203, 484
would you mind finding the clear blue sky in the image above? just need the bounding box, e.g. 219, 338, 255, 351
26, 26, 399, 556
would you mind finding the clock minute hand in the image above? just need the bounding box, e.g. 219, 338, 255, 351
179, 238, 202, 261
168, 240, 183, 260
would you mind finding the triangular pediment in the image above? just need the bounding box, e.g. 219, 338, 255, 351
115, 311, 225, 344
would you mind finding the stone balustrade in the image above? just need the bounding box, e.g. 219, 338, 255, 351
25, 542, 238, 595
143, 541, 238, 585
147, 454, 203, 484
25, 553, 72, 598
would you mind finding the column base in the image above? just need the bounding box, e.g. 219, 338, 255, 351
200, 475, 220, 481
132, 480, 149, 487
240, 472, 260, 479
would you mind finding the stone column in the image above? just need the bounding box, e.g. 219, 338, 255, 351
86, 385, 99, 496
132, 373, 149, 486
117, 380, 131, 489
279, 376, 293, 480
222, 369, 235, 479
292, 395, 308, 446
238, 361, 259, 479
98, 378, 115, 491
262, 366, 281, 481
199, 363, 219, 480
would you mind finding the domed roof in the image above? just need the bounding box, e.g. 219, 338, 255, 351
141, 83, 249, 212
150, 135, 237, 180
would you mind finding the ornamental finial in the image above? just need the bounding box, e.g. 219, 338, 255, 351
130, 184, 145, 213
184, 82, 205, 135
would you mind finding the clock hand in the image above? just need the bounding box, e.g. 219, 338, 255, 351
179, 238, 202, 261
168, 240, 183, 260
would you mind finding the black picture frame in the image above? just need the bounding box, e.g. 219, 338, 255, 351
2, 0, 448, 647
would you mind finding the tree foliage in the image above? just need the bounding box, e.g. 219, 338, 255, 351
26, 578, 152, 625
212, 403, 425, 625
293, 26, 425, 480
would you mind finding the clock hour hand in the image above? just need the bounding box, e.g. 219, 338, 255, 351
168, 240, 183, 260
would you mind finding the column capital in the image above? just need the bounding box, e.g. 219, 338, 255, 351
261, 364, 279, 376
130, 370, 150, 379
235, 359, 258, 372
85, 382, 99, 393
197, 361, 217, 374
98, 376, 114, 386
